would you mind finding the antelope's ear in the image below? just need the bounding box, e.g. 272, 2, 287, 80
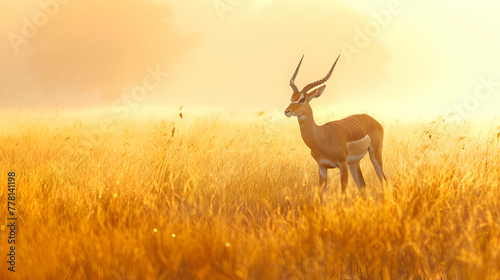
308, 85, 326, 100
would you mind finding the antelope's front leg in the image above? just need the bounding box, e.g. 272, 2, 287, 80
318, 163, 328, 202
339, 162, 348, 194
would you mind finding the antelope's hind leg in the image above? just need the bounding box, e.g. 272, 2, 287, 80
368, 146, 387, 185
348, 162, 366, 190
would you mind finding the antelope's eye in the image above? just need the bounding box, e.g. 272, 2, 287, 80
299, 98, 305, 103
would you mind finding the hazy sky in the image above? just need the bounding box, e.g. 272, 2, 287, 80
1, 0, 500, 121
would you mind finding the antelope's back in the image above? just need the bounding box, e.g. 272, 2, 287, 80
326, 114, 384, 143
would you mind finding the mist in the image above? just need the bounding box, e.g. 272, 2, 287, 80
1, 0, 500, 122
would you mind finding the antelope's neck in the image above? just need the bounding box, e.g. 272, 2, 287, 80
297, 104, 322, 150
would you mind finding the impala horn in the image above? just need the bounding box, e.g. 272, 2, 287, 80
301, 54, 340, 94
289, 55, 304, 94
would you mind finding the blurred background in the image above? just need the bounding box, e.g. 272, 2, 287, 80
1, 0, 499, 122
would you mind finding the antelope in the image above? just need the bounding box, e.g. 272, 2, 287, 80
284, 55, 387, 200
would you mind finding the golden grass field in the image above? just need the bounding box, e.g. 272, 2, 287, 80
0, 109, 499, 279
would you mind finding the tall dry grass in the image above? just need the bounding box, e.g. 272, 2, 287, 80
0, 109, 499, 279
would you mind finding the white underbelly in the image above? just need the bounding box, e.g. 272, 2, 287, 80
347, 135, 371, 164
318, 158, 340, 168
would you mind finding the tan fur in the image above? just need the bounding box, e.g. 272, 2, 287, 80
286, 96, 386, 199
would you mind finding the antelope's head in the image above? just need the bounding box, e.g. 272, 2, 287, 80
284, 55, 341, 119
